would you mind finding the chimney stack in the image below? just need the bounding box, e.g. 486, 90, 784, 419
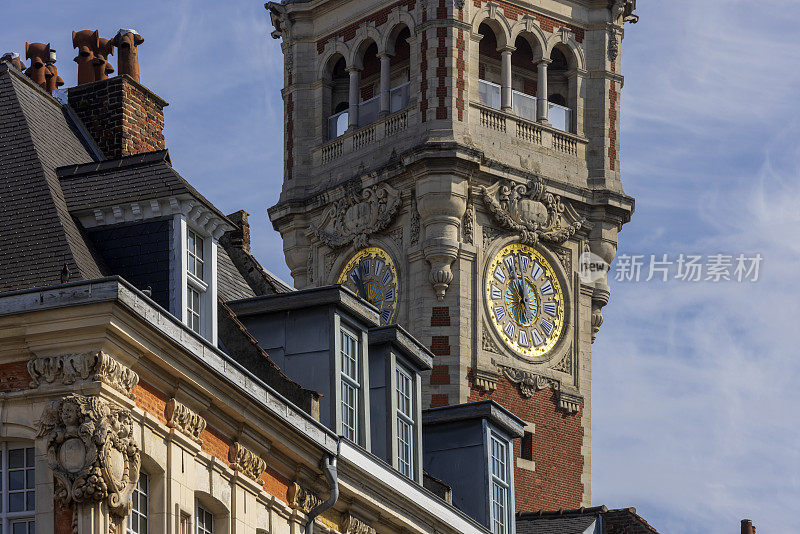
741, 519, 755, 534
44, 48, 64, 93
68, 28, 167, 160
224, 211, 252, 254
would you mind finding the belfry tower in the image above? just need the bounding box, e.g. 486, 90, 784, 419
267, 0, 638, 510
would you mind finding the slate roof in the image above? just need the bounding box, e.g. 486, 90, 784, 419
516, 506, 660, 534
0, 63, 103, 292
57, 149, 231, 223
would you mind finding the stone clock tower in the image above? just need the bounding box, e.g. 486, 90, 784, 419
267, 0, 638, 511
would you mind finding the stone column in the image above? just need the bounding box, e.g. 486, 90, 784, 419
416, 174, 469, 300
567, 69, 587, 136
347, 66, 361, 130
500, 46, 515, 112
379, 53, 391, 117
536, 59, 551, 123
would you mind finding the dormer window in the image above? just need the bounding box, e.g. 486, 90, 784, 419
489, 432, 511, 534
186, 229, 206, 334
340, 326, 361, 442
395, 365, 414, 478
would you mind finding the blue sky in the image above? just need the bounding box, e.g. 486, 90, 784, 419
4, 1, 799, 532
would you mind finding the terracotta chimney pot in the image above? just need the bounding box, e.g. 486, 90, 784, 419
72, 30, 99, 85
1, 52, 26, 71
44, 49, 64, 94
24, 42, 50, 89
92, 37, 115, 81
112, 29, 143, 83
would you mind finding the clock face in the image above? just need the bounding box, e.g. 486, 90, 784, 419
338, 247, 398, 325
485, 243, 565, 358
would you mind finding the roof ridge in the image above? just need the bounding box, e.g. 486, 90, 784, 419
516, 505, 608, 519
57, 149, 170, 179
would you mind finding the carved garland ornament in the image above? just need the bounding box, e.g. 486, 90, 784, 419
28, 352, 139, 398
476, 177, 585, 246
497, 364, 580, 414
312, 183, 401, 249
342, 513, 376, 534
38, 394, 140, 517
165, 398, 206, 443
229, 442, 267, 481
287, 481, 324, 513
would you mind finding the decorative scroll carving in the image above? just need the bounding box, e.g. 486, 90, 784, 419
342, 514, 376, 534
552, 245, 572, 274
553, 348, 574, 375
165, 399, 206, 443
410, 198, 420, 246
482, 226, 509, 250
607, 28, 619, 61
476, 177, 585, 245
558, 391, 581, 414
481, 325, 501, 354
591, 305, 604, 343
229, 442, 266, 481
28, 352, 139, 398
287, 481, 324, 513
473, 368, 498, 393
610, 0, 639, 24
498, 364, 557, 398
307, 248, 315, 284
38, 394, 140, 517
389, 227, 404, 248
311, 183, 401, 249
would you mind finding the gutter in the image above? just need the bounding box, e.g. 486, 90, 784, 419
306, 441, 340, 534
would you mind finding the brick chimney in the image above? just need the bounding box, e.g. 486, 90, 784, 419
67, 29, 166, 160
68, 75, 167, 159
224, 211, 252, 254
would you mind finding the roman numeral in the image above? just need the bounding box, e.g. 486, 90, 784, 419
543, 302, 557, 316
503, 322, 515, 338
519, 254, 529, 274
540, 320, 554, 336
540, 280, 554, 295
503, 256, 515, 274
491, 286, 503, 300
385, 287, 394, 301
494, 306, 506, 321
494, 266, 506, 284
518, 329, 529, 347
381, 309, 392, 323
374, 259, 385, 276
532, 330, 544, 346
382, 269, 392, 285
531, 262, 544, 280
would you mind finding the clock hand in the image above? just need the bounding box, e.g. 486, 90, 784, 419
516, 253, 532, 323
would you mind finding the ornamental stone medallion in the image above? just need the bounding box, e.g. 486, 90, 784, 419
311, 183, 401, 249
38, 394, 140, 517
476, 176, 585, 245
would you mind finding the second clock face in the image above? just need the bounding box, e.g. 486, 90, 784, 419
337, 247, 398, 325
485, 243, 565, 358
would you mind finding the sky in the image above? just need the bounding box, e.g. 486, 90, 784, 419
3, 1, 799, 532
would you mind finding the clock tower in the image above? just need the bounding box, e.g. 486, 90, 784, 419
267, 0, 638, 511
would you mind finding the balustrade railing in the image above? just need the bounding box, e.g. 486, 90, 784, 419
480, 107, 507, 132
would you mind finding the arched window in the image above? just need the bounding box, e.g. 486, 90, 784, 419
546, 46, 574, 132
326, 55, 350, 139
0, 442, 35, 534
477, 22, 503, 109
388, 27, 411, 113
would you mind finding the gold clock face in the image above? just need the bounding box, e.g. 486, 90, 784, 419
338, 247, 398, 325
485, 243, 565, 358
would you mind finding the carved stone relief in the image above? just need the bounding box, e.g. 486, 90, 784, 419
497, 364, 581, 414
38, 394, 140, 517
482, 226, 509, 250
389, 227, 404, 248
476, 177, 585, 245
311, 183, 401, 249
342, 513, 376, 534
165, 398, 206, 443
552, 244, 572, 275
481, 325, 501, 355
463, 194, 474, 245
473, 368, 498, 393
229, 442, 267, 481
552, 347, 574, 375
409, 198, 420, 246
288, 481, 324, 513
28, 352, 139, 398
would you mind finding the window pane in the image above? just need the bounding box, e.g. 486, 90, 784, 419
9, 492, 24, 512
26, 491, 34, 511
8, 449, 23, 469
25, 449, 34, 468
9, 470, 24, 490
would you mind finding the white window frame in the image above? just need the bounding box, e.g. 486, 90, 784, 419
196, 503, 214, 534
172, 216, 218, 344
395, 365, 414, 479
340, 326, 361, 443
0, 442, 36, 534
127, 470, 149, 534
488, 432, 512, 534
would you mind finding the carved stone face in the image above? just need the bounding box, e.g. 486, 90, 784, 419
60, 401, 80, 427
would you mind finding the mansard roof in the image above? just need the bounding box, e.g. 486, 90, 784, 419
516, 506, 660, 534
0, 62, 103, 292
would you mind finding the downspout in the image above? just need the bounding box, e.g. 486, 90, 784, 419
306, 442, 340, 534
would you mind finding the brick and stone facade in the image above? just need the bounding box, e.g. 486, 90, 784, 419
269, 0, 637, 510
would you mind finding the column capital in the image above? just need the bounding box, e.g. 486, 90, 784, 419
498, 45, 517, 54
537, 58, 553, 66
347, 65, 362, 74
377, 52, 392, 60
